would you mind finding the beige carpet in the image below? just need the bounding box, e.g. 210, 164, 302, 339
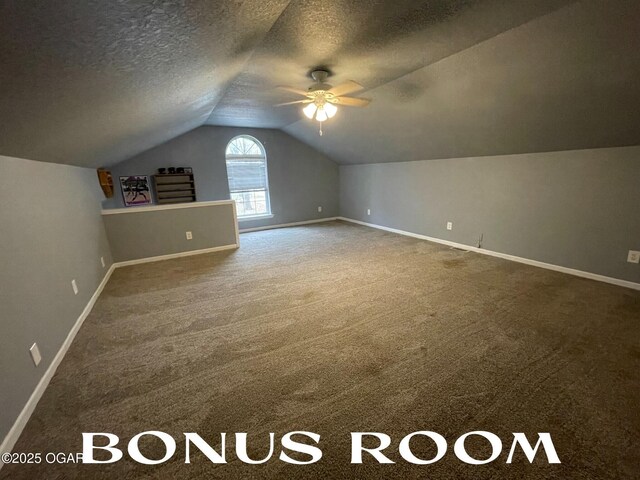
2, 221, 639, 479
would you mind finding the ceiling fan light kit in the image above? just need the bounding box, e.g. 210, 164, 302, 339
276, 69, 372, 136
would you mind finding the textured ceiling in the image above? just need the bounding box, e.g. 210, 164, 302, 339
284, 0, 640, 163
0, 0, 291, 167
206, 0, 575, 128
1, 0, 639, 167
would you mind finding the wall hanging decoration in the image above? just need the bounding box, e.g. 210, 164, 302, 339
119, 175, 152, 207
97, 168, 114, 198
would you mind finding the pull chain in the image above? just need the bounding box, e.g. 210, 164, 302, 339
319, 121, 323, 136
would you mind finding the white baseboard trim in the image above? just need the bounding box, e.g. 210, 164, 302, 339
0, 263, 116, 467
338, 217, 640, 291
239, 217, 338, 233
113, 244, 239, 267
0, 242, 247, 466
4, 216, 635, 465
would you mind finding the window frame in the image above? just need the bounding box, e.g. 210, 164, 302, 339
225, 135, 273, 221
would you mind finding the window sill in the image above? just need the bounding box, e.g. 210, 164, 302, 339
237, 214, 274, 222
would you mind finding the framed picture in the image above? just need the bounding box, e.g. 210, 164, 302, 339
119, 175, 152, 207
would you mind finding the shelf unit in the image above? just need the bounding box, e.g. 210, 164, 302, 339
152, 173, 196, 204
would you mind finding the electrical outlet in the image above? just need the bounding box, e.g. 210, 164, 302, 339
367, 209, 371, 216
318, 206, 322, 213
447, 222, 453, 231
71, 279, 78, 295
100, 256, 105, 268
186, 231, 193, 240
30, 343, 41, 367
628, 250, 640, 264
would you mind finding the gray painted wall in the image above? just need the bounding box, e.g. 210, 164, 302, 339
103, 126, 339, 230
103, 203, 237, 262
0, 155, 113, 443
340, 146, 640, 284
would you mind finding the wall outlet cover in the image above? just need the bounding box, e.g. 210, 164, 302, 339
186, 231, 193, 240
100, 256, 105, 268
71, 279, 78, 295
30, 343, 42, 367
628, 250, 640, 264
447, 222, 453, 230
318, 206, 322, 212
367, 209, 371, 216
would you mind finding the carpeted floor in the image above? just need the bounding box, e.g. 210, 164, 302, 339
2, 221, 639, 479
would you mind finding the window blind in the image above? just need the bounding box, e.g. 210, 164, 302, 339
226, 158, 267, 192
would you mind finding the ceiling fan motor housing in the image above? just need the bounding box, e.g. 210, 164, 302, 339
309, 69, 333, 94
310, 69, 329, 83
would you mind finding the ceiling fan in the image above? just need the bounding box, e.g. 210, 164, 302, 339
275, 69, 372, 135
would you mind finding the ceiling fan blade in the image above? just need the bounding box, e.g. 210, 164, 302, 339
276, 85, 311, 97
328, 80, 364, 97
274, 99, 313, 107
334, 96, 371, 107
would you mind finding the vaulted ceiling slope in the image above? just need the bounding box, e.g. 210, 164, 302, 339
1, 0, 638, 168
284, 0, 640, 164
205, 0, 575, 128
0, 0, 291, 167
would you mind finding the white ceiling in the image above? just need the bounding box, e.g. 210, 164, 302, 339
1, 0, 639, 167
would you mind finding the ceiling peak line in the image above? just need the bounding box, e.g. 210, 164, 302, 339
279, 0, 581, 131
203, 0, 297, 125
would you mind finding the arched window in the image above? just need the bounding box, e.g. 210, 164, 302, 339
225, 135, 271, 218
